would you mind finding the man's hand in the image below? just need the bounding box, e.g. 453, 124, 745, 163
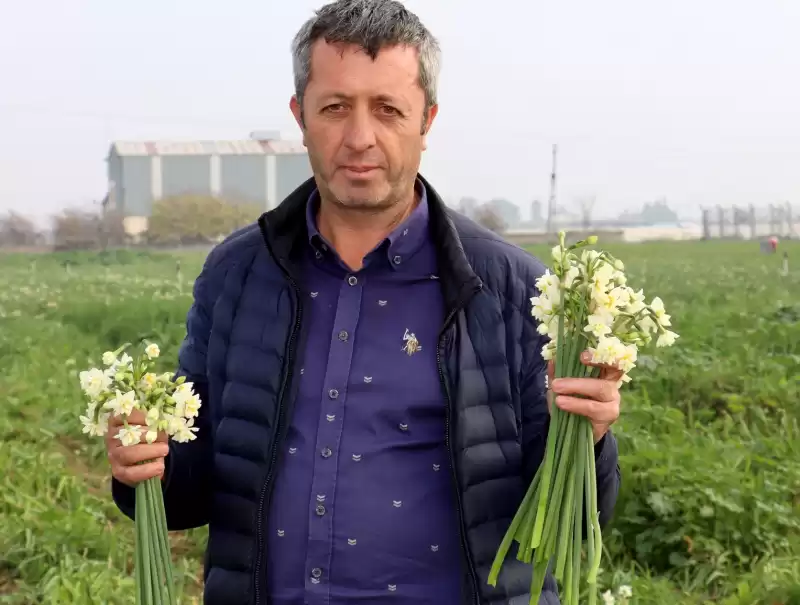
106, 410, 169, 487
547, 351, 623, 444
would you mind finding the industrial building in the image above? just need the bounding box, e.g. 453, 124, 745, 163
104, 133, 312, 237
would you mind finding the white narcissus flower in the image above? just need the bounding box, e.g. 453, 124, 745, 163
183, 394, 202, 419
585, 317, 612, 339
563, 265, 580, 288
146, 406, 160, 427
102, 351, 116, 366
145, 343, 160, 359
117, 353, 134, 368
617, 585, 633, 599
530, 295, 555, 322
140, 372, 158, 391
79, 368, 112, 400
602, 590, 616, 605
591, 336, 626, 366
145, 430, 159, 444
117, 390, 137, 416
657, 330, 679, 347
650, 296, 672, 327
541, 342, 556, 361
116, 425, 143, 447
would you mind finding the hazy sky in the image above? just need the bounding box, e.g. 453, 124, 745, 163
1, 0, 799, 224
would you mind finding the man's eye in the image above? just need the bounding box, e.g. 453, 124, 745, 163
323, 104, 346, 113
379, 106, 401, 116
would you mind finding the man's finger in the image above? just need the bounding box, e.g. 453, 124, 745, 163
111, 443, 170, 467
555, 395, 618, 422
113, 460, 165, 487
551, 376, 618, 402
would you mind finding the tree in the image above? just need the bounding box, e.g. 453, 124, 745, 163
576, 195, 596, 230
147, 195, 262, 245
0, 212, 40, 247
52, 209, 104, 250
474, 204, 506, 234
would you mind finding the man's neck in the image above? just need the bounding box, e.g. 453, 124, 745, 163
317, 191, 418, 271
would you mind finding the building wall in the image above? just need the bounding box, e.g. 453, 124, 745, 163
274, 154, 313, 206
161, 155, 212, 199
220, 155, 267, 206
119, 156, 153, 216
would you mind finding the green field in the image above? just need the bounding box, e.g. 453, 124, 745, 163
1, 240, 799, 605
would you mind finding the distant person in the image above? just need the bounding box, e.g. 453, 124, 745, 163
105, 1, 622, 603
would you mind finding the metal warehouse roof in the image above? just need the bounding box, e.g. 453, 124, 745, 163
110, 139, 306, 156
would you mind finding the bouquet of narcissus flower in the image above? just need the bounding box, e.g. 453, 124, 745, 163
488, 233, 678, 605
79, 342, 201, 605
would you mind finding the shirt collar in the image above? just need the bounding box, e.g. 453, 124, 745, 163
305, 179, 430, 269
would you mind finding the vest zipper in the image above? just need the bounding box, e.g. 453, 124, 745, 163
253, 278, 303, 605
437, 285, 482, 605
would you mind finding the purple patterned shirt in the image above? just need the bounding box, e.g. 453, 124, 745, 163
265, 182, 462, 604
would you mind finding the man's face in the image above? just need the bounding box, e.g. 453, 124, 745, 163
291, 40, 437, 212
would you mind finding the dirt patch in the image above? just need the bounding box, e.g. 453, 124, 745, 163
0, 566, 18, 595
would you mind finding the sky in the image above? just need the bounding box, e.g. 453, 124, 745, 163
1, 0, 799, 225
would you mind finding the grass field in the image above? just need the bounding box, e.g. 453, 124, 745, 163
1, 240, 798, 605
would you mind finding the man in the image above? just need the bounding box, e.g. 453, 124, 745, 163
107, 1, 622, 604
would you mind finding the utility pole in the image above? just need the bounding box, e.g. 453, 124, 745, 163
546, 144, 558, 234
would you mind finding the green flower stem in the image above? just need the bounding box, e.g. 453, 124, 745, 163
538, 412, 576, 553
488, 467, 542, 584
152, 477, 176, 601
571, 422, 586, 604
135, 486, 144, 605
136, 482, 153, 605
146, 477, 175, 604
143, 486, 163, 604
531, 312, 567, 549
554, 458, 577, 581
585, 420, 603, 584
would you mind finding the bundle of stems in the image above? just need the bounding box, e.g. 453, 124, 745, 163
135, 478, 176, 605
488, 312, 602, 605
487, 233, 678, 604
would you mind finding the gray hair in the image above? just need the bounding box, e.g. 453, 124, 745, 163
291, 0, 441, 114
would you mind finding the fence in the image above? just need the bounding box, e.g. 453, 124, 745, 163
701, 203, 797, 240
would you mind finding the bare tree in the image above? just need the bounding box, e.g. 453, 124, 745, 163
474, 204, 507, 234
52, 209, 103, 251
0, 212, 40, 247
576, 195, 596, 230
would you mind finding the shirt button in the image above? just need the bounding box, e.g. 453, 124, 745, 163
321, 447, 332, 458
315, 250, 322, 259
338, 330, 348, 342
315, 504, 326, 516
311, 567, 322, 579
347, 275, 358, 286
393, 255, 402, 265
328, 388, 339, 399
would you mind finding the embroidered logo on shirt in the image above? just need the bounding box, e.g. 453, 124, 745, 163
430, 544, 439, 552
317, 494, 326, 502
402, 329, 422, 356
392, 500, 402, 508
347, 538, 357, 546
288, 447, 297, 455
432, 464, 441, 472
388, 585, 397, 592
363, 376, 373, 383
326, 414, 336, 422
352, 454, 362, 462
310, 292, 318, 298
378, 300, 388, 306
277, 529, 285, 537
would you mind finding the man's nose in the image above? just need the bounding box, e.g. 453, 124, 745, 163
342, 108, 377, 152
